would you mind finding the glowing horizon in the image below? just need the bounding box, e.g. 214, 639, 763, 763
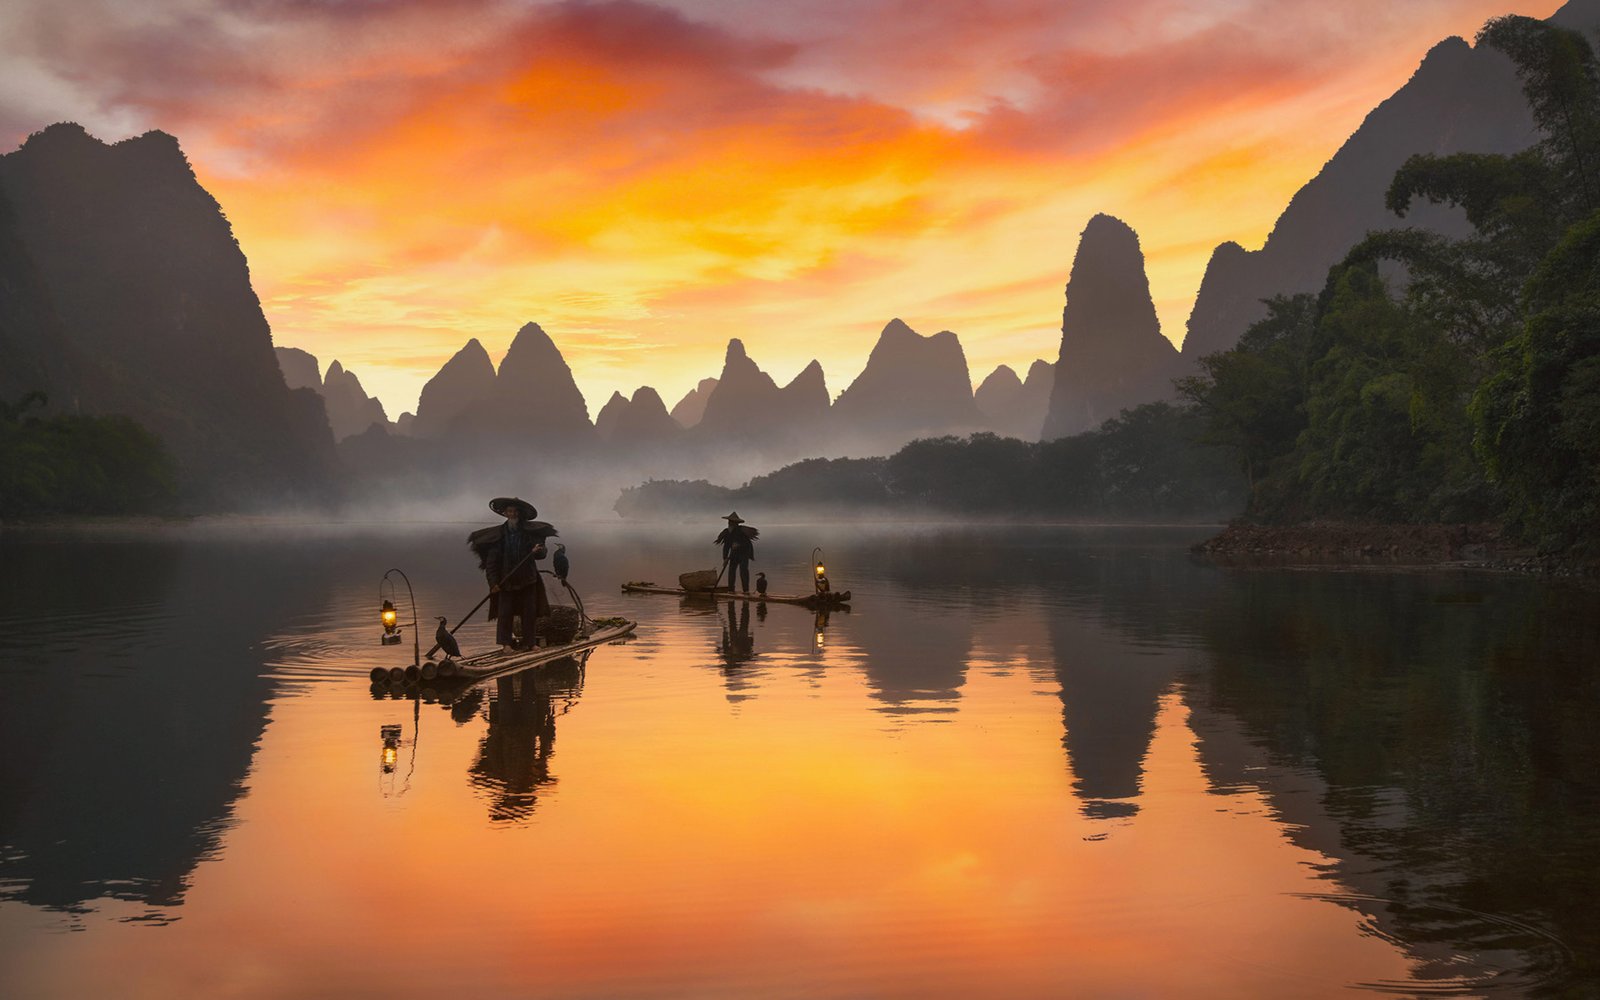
0, 0, 1565, 417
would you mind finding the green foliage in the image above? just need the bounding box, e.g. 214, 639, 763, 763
0, 392, 176, 519
738, 457, 892, 507
1295, 267, 1492, 521
616, 406, 1245, 521
1474, 208, 1600, 550
1181, 13, 1600, 548
1085, 403, 1245, 516
1480, 15, 1600, 214
1176, 295, 1315, 501
612, 478, 735, 519
887, 433, 1039, 511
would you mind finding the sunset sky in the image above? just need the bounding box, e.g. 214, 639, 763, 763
0, 0, 1565, 417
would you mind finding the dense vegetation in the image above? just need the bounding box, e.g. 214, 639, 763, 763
0, 391, 176, 518
1178, 15, 1600, 553
614, 402, 1244, 521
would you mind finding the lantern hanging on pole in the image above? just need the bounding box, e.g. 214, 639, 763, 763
377, 570, 422, 667
380, 598, 401, 644
812, 547, 831, 595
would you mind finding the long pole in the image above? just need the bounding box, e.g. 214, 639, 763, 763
425, 547, 539, 659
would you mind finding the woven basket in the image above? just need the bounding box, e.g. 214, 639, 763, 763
534, 605, 582, 645
679, 568, 721, 591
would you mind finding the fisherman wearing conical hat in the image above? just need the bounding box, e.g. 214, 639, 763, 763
713, 511, 759, 595
469, 497, 555, 653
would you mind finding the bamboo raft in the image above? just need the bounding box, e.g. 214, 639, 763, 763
620, 582, 851, 608
370, 619, 637, 688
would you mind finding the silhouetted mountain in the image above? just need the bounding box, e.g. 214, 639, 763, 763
831, 319, 982, 446
0, 123, 338, 506
1181, 22, 1553, 360
774, 359, 830, 425
975, 365, 1023, 417
472, 322, 594, 444
410, 324, 594, 451
594, 391, 628, 441
670, 377, 718, 428
320, 360, 388, 441
1019, 360, 1055, 437
272, 347, 390, 441
395, 411, 414, 436
274, 346, 320, 393
610, 386, 681, 445
697, 339, 786, 441
1042, 215, 1179, 439
976, 359, 1053, 440
410, 338, 495, 440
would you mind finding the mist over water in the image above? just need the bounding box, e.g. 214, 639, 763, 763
0, 522, 1594, 997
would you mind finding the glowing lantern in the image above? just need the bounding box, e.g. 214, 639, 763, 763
381, 598, 402, 644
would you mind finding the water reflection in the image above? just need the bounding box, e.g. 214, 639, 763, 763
1050, 614, 1185, 820
378, 717, 416, 798
0, 535, 330, 917
1, 524, 1596, 998
1185, 568, 1600, 995
847, 594, 970, 716
468, 654, 587, 822
716, 600, 755, 667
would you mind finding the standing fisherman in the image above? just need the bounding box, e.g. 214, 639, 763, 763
469, 497, 555, 652
714, 511, 759, 594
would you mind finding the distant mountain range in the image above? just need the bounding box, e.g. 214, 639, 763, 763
345, 320, 1044, 472
3, 0, 1590, 509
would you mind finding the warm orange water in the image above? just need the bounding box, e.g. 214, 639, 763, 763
0, 524, 1590, 997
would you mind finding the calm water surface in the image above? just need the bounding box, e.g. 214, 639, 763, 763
1, 522, 1596, 998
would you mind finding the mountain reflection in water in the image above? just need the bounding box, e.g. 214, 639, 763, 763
0, 523, 1594, 997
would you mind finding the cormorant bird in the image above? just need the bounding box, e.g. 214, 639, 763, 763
553, 543, 570, 583
755, 571, 767, 596
435, 616, 462, 658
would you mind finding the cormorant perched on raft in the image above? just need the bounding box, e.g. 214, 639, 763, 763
435, 617, 462, 658
553, 543, 569, 583
755, 571, 767, 596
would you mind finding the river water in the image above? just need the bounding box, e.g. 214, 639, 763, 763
0, 522, 1595, 998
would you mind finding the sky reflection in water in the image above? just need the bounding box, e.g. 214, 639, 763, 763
0, 523, 1592, 997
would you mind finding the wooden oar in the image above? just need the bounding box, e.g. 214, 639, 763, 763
427, 547, 539, 658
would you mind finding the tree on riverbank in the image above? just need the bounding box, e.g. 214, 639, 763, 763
0, 391, 175, 518
1179, 14, 1600, 552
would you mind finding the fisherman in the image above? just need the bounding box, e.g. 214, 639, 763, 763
469, 497, 554, 653
714, 511, 758, 594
